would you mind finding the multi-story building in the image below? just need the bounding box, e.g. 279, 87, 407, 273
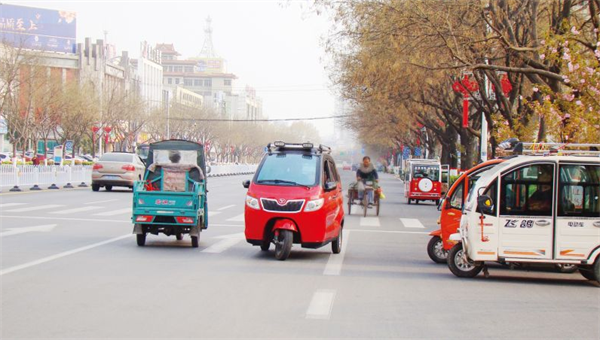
235, 86, 263, 120
164, 85, 204, 109
156, 43, 236, 115
131, 41, 163, 110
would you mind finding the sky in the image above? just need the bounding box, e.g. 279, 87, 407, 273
9, 0, 339, 139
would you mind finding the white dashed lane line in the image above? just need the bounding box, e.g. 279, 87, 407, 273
84, 199, 119, 205
323, 230, 350, 276
94, 208, 131, 216
202, 233, 245, 253
6, 204, 64, 213
359, 217, 380, 227
227, 214, 245, 222
0, 203, 27, 208
306, 289, 337, 320
51, 206, 104, 215
400, 218, 425, 228
0, 234, 131, 276
217, 204, 236, 211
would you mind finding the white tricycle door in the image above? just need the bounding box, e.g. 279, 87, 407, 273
498, 163, 556, 259
555, 163, 600, 261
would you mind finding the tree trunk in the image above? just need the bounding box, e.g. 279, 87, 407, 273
460, 132, 476, 170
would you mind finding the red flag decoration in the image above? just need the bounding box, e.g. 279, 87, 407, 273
452, 73, 479, 128
462, 99, 469, 127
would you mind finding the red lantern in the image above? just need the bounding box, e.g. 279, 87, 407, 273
103, 127, 111, 144
92, 126, 100, 133
499, 72, 513, 96
452, 73, 479, 128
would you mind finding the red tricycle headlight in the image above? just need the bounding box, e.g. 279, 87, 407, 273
246, 195, 260, 210
305, 198, 324, 212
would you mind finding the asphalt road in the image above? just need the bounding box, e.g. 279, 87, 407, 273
1, 171, 599, 339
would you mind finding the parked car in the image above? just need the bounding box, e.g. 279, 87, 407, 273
81, 154, 96, 162
342, 163, 351, 171
91, 152, 145, 192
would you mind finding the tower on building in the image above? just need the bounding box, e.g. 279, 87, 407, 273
199, 16, 217, 58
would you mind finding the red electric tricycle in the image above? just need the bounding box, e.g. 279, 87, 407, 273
243, 141, 345, 261
426, 159, 504, 263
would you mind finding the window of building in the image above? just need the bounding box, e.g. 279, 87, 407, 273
204, 79, 212, 87
175, 78, 180, 84
174, 66, 183, 73
167, 78, 172, 85
500, 164, 554, 216
184, 79, 193, 86
184, 66, 193, 73
194, 79, 202, 86
558, 165, 600, 217
224, 79, 231, 86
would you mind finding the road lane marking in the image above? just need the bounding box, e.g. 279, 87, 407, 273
0, 224, 56, 237
0, 234, 131, 276
217, 204, 236, 211
94, 208, 131, 216
85, 199, 119, 205
209, 224, 244, 227
350, 229, 429, 235
202, 233, 244, 253
208, 211, 221, 217
0, 187, 87, 196
323, 229, 350, 276
227, 213, 245, 222
359, 217, 380, 227
400, 218, 425, 229
0, 215, 130, 223
51, 206, 104, 215
6, 204, 64, 213
306, 289, 337, 320
0, 203, 27, 208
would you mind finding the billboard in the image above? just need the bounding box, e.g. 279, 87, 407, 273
0, 4, 76, 53
195, 58, 224, 73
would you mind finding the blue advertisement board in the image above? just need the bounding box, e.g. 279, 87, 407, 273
0, 4, 76, 53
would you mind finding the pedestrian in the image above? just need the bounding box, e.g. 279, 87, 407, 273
32, 155, 40, 166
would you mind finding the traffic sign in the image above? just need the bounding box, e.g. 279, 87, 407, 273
65, 140, 74, 153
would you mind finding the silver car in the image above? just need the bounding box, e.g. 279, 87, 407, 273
91, 152, 145, 191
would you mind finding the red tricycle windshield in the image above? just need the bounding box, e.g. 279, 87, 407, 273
255, 153, 320, 187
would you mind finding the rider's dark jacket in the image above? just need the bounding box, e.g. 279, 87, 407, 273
356, 163, 378, 182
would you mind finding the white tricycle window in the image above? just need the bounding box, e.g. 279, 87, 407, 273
153, 150, 198, 165
558, 165, 600, 217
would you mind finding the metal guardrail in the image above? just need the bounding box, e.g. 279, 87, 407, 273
0, 164, 257, 191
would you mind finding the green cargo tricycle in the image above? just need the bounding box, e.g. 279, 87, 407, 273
132, 140, 209, 247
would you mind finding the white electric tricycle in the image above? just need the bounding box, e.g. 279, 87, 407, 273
448, 144, 600, 283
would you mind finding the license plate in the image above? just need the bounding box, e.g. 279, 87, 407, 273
104, 175, 120, 180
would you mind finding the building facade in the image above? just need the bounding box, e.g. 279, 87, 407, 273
132, 41, 163, 110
